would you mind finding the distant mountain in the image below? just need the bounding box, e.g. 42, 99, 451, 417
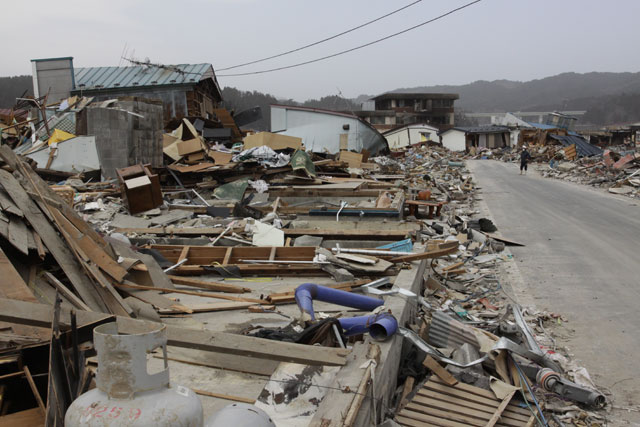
388, 72, 640, 115
221, 88, 360, 131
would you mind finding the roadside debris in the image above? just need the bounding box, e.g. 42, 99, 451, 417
0, 88, 610, 426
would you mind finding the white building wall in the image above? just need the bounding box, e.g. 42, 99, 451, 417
384, 125, 438, 150
441, 130, 467, 152
270, 107, 387, 154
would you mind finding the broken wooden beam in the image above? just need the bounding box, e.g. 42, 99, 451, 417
168, 275, 250, 293
0, 298, 349, 366
391, 241, 459, 263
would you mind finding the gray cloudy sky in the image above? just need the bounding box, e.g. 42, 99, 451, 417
3, 0, 640, 101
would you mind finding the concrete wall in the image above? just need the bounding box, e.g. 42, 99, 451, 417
271, 107, 388, 154
87, 99, 163, 179
441, 129, 467, 151
31, 57, 74, 102
79, 88, 188, 123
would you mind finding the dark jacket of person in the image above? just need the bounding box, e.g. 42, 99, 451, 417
520, 149, 531, 164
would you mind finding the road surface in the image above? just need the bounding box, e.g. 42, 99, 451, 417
467, 160, 640, 424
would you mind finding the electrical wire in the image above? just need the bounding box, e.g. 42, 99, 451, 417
218, 0, 423, 71
511, 356, 549, 427
217, 0, 482, 77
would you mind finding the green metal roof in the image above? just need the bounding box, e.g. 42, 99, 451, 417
74, 63, 214, 91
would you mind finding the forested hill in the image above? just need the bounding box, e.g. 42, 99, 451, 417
3, 71, 639, 127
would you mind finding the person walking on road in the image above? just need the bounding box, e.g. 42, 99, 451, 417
520, 146, 531, 175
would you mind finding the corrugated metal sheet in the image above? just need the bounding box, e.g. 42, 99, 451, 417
548, 134, 603, 157
74, 63, 212, 90
427, 310, 480, 349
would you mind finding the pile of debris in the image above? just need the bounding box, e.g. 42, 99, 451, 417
533, 146, 640, 198
0, 97, 609, 426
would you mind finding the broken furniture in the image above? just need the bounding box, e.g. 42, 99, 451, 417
116, 164, 162, 214
405, 200, 448, 219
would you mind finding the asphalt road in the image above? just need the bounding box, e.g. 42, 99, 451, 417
467, 160, 640, 424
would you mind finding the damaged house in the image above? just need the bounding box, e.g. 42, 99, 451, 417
440, 125, 511, 153
355, 92, 459, 132
270, 104, 388, 155
31, 57, 223, 122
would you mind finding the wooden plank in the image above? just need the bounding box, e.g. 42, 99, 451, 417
0, 169, 105, 312
222, 247, 233, 265
430, 376, 500, 400
7, 217, 29, 255
397, 408, 470, 427
33, 230, 46, 259
391, 242, 458, 263
135, 291, 192, 313
308, 343, 373, 425
422, 382, 499, 407
343, 360, 374, 427
0, 147, 112, 255
168, 275, 249, 293
160, 346, 278, 376
0, 298, 349, 366
486, 391, 516, 427
404, 402, 485, 426
0, 189, 23, 217
267, 279, 369, 304
43, 272, 92, 312
178, 246, 190, 263
417, 388, 497, 415
0, 247, 37, 302
192, 388, 256, 404
52, 209, 127, 282
157, 301, 254, 314
395, 414, 440, 427
24, 366, 45, 414
116, 281, 266, 304
411, 395, 493, 421
0, 408, 44, 427
423, 357, 458, 386
397, 376, 416, 411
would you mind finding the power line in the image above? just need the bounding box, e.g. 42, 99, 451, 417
217, 0, 482, 77
218, 0, 423, 71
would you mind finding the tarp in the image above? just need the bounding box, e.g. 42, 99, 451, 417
548, 134, 602, 157
48, 128, 76, 145
290, 150, 316, 177
213, 177, 249, 201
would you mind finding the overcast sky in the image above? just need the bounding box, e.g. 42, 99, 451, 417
3, 0, 639, 101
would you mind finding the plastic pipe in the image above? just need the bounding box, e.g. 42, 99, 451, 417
338, 313, 398, 341
294, 283, 384, 321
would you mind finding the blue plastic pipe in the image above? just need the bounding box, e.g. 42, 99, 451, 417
295, 283, 384, 321
294, 283, 398, 341
338, 313, 398, 341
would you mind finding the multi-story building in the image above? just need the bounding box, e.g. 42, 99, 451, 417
355, 92, 459, 132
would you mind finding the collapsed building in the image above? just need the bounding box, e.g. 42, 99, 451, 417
0, 58, 615, 426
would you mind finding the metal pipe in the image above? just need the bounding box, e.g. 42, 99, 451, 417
163, 258, 188, 273
294, 283, 384, 321
537, 368, 606, 408
240, 259, 330, 264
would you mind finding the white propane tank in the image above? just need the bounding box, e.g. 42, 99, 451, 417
205, 403, 276, 427
65, 322, 203, 426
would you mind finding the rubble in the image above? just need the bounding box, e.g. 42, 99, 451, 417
0, 88, 612, 426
